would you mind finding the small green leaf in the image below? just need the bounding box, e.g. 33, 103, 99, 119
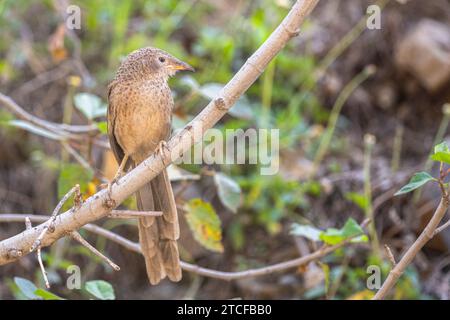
345, 192, 368, 210
434, 141, 449, 154
85, 280, 115, 300
319, 218, 366, 245
214, 172, 241, 213
394, 172, 435, 196
95, 121, 108, 134
14, 277, 39, 300
34, 288, 64, 300
342, 218, 365, 237
430, 152, 450, 165
319, 228, 346, 245
430, 142, 450, 164
74, 93, 107, 120
184, 198, 224, 252
351, 235, 369, 243
290, 224, 322, 241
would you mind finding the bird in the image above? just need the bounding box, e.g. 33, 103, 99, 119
107, 47, 194, 285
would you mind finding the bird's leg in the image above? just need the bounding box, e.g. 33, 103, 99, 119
107, 153, 129, 195
156, 140, 170, 166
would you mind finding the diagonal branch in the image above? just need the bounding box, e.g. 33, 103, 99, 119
0, 0, 320, 266
0, 214, 361, 281
373, 195, 449, 300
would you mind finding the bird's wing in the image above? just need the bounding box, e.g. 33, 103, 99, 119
107, 81, 125, 164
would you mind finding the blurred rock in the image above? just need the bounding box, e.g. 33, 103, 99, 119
395, 19, 450, 92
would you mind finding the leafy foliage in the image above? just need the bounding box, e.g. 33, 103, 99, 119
85, 280, 115, 300
394, 172, 435, 196
184, 198, 224, 252
13, 277, 63, 300
291, 218, 368, 245
214, 172, 242, 213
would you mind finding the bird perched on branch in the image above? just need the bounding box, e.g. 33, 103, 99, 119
107, 47, 194, 285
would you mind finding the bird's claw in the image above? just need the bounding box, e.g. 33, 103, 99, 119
156, 140, 170, 166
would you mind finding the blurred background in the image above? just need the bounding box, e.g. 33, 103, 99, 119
0, 0, 449, 299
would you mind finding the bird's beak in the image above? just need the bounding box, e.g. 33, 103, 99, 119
170, 59, 195, 72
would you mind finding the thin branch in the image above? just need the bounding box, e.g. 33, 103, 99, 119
37, 247, 50, 288
107, 210, 163, 219
0, 0, 320, 267
70, 231, 120, 271
373, 195, 449, 299
434, 219, 450, 236
30, 185, 80, 253
0, 92, 99, 135
384, 244, 396, 267
0, 214, 359, 281
24, 218, 50, 288
61, 142, 95, 173
11, 60, 73, 97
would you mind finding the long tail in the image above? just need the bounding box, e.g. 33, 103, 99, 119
135, 164, 182, 285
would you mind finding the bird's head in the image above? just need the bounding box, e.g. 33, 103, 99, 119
116, 47, 194, 82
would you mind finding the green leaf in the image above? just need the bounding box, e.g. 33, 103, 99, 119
351, 235, 369, 243
74, 93, 107, 120
430, 152, 450, 165
85, 280, 115, 300
394, 172, 435, 196
342, 218, 365, 237
434, 141, 449, 154
214, 172, 241, 213
184, 198, 224, 252
345, 192, 368, 210
319, 228, 346, 245
95, 121, 108, 134
430, 142, 450, 164
14, 277, 39, 300
290, 224, 322, 241
34, 288, 64, 300
319, 218, 366, 245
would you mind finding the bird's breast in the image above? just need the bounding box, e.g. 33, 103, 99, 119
113, 79, 173, 162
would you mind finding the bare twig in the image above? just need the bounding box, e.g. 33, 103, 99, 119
70, 231, 120, 271
373, 195, 449, 300
61, 142, 95, 173
107, 210, 163, 219
30, 185, 80, 253
24, 217, 32, 230
384, 244, 396, 267
11, 60, 73, 97
0, 92, 99, 135
434, 219, 450, 236
24, 218, 50, 288
37, 247, 50, 288
0, 214, 362, 281
0, 0, 320, 267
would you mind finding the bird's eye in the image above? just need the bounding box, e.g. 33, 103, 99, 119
158, 57, 166, 63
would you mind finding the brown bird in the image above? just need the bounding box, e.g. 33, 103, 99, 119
107, 47, 194, 285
